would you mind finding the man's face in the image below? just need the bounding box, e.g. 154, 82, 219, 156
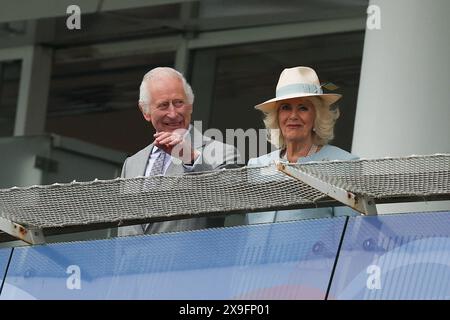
142, 76, 192, 133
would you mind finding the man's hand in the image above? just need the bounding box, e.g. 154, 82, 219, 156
154, 129, 200, 164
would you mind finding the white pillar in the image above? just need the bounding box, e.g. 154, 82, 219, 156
352, 0, 450, 158
352, 0, 450, 213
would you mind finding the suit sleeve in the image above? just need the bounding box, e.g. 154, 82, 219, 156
217, 143, 242, 169
191, 141, 242, 172
121, 158, 128, 178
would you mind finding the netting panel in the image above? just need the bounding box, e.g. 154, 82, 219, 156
294, 154, 449, 197
0, 154, 448, 228
0, 166, 323, 227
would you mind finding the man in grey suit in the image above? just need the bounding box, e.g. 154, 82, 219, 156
119, 67, 240, 236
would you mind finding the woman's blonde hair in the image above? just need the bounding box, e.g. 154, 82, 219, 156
262, 97, 340, 149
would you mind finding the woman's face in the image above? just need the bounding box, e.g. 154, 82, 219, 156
278, 97, 316, 145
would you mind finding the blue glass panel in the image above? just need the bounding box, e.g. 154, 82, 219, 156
329, 211, 450, 300
1, 217, 345, 300
0, 248, 12, 290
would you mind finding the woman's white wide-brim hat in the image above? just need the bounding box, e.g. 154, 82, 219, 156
255, 66, 342, 112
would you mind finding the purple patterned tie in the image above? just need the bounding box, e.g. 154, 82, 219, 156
149, 150, 167, 176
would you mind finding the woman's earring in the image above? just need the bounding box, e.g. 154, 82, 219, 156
312, 127, 316, 132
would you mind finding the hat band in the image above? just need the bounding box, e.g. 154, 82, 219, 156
276, 83, 323, 98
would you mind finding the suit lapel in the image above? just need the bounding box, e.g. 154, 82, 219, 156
134, 143, 153, 177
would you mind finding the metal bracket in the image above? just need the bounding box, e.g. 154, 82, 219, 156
277, 163, 378, 216
0, 217, 45, 245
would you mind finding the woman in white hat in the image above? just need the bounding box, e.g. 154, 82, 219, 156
247, 66, 359, 224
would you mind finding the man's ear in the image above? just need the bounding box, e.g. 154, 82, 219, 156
139, 102, 152, 122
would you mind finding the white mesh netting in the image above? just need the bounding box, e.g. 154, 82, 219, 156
0, 154, 448, 228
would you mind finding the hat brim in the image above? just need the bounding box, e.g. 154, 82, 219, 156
255, 93, 342, 113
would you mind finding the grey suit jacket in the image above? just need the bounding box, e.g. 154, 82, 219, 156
118, 127, 240, 236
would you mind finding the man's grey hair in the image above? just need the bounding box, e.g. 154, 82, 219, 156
263, 97, 340, 148
139, 67, 195, 114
